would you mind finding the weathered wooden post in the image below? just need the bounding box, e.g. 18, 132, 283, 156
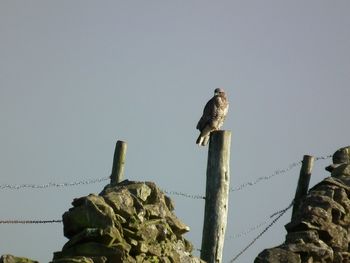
291, 155, 315, 220
110, 140, 127, 186
201, 130, 231, 263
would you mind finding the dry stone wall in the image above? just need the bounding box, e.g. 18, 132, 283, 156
255, 147, 350, 263
51, 180, 204, 263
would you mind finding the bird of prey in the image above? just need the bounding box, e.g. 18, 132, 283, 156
196, 88, 229, 146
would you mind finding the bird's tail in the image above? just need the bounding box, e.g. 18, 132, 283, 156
196, 135, 210, 146
196, 135, 202, 145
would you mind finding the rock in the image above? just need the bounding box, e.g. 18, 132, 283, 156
0, 255, 39, 263
285, 230, 319, 244
334, 252, 350, 263
62, 227, 125, 250
63, 194, 117, 239
166, 213, 191, 236
127, 183, 152, 202
254, 248, 301, 263
284, 240, 333, 262
54, 242, 126, 262
103, 189, 138, 219
52, 180, 204, 263
49, 257, 96, 263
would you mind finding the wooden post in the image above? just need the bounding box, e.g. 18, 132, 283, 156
110, 140, 127, 186
291, 155, 314, 220
201, 130, 231, 263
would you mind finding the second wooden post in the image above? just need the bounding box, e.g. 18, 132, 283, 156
110, 140, 127, 186
291, 155, 314, 220
201, 130, 231, 263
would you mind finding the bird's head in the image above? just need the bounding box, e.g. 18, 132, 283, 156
214, 88, 225, 96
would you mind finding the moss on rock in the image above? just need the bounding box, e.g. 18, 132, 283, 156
52, 180, 204, 263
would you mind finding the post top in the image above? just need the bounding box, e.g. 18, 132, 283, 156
211, 130, 232, 134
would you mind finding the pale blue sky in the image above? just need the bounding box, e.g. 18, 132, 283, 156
0, 1, 349, 262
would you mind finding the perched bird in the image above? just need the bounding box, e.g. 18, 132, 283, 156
196, 88, 229, 146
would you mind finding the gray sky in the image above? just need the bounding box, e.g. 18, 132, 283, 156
1, 1, 349, 262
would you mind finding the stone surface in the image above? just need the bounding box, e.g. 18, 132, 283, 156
52, 180, 204, 263
0, 255, 39, 263
255, 147, 350, 263
255, 248, 301, 263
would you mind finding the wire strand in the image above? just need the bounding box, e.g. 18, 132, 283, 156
0, 220, 62, 224
162, 189, 205, 199
0, 155, 331, 194
0, 176, 110, 190
230, 155, 331, 192
226, 206, 288, 240
227, 200, 294, 263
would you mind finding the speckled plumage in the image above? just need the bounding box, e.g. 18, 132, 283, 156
196, 88, 229, 146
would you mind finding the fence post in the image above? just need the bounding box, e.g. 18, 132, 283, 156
201, 130, 231, 263
291, 155, 314, 220
110, 140, 127, 186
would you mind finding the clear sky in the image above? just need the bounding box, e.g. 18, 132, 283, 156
0, 1, 349, 262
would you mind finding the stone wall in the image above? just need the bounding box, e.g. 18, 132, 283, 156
51, 180, 204, 263
255, 147, 350, 263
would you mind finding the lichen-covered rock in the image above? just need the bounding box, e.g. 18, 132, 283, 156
63, 194, 117, 239
255, 176, 348, 262
51, 257, 96, 263
254, 248, 301, 263
255, 147, 350, 263
52, 180, 204, 263
0, 255, 39, 263
62, 227, 126, 250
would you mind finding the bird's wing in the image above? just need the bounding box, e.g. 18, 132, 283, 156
196, 97, 220, 130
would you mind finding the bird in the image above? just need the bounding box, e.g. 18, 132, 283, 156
196, 88, 229, 146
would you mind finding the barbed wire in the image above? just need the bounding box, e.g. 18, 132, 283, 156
0, 155, 333, 261
0, 155, 331, 194
315, 154, 332, 161
227, 200, 294, 263
162, 189, 205, 199
230, 161, 302, 192
230, 154, 331, 192
0, 176, 110, 190
0, 219, 62, 224
226, 205, 288, 240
